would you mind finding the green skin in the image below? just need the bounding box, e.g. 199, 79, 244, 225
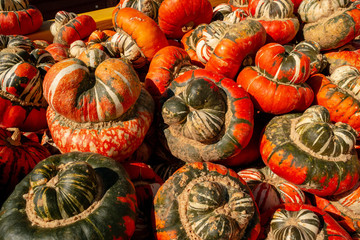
0, 152, 137, 240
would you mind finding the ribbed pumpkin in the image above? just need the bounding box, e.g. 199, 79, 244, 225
160, 69, 254, 163
181, 19, 266, 79
293, 40, 326, 75
0, 0, 43, 35
114, 0, 163, 21
154, 162, 261, 240
238, 166, 306, 213
50, 11, 97, 46
248, 0, 300, 44
302, 1, 360, 50
45, 43, 69, 62
260, 105, 360, 197
308, 65, 360, 135
0, 152, 137, 240
0, 128, 50, 205
228, 0, 249, 12
0, 46, 55, 131
43, 54, 154, 162
0, 34, 34, 52
236, 42, 314, 114
212, 3, 248, 24
158, 0, 213, 39
86, 29, 116, 52
259, 203, 353, 240
144, 46, 199, 99
111, 7, 169, 68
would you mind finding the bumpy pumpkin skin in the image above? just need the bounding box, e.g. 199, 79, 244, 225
260, 105, 360, 197
325, 48, 360, 73
259, 203, 353, 240
303, 2, 360, 50
0, 0, 43, 35
154, 162, 261, 240
160, 69, 254, 163
308, 66, 360, 136
0, 152, 137, 240
236, 42, 314, 114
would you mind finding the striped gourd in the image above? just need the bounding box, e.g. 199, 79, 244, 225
154, 162, 261, 240
293, 40, 325, 75
160, 69, 254, 162
298, 0, 350, 23
77, 48, 110, 72
269, 209, 320, 240
238, 166, 306, 212
0, 35, 34, 52
162, 78, 226, 143
212, 3, 248, 23
0, 0, 28, 11
30, 161, 98, 220
260, 105, 360, 196
330, 65, 360, 98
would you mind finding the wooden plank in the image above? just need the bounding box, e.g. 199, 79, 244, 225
26, 0, 227, 43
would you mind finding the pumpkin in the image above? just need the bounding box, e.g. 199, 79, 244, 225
160, 68, 254, 163
144, 46, 199, 99
228, 0, 249, 12
302, 2, 360, 50
154, 162, 261, 240
325, 48, 360, 73
0, 152, 137, 240
0, 0, 43, 35
50, 11, 97, 47
308, 65, 360, 136
111, 7, 168, 68
182, 19, 266, 79
122, 162, 163, 240
260, 105, 360, 197
0, 47, 55, 131
238, 166, 306, 213
0, 128, 50, 205
248, 0, 300, 44
236, 42, 314, 114
43, 56, 154, 162
0, 34, 34, 52
315, 184, 360, 236
293, 40, 326, 75
114, 0, 163, 21
259, 203, 353, 240
158, 0, 213, 39
87, 29, 116, 52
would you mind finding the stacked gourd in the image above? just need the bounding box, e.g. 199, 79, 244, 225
0, 0, 360, 239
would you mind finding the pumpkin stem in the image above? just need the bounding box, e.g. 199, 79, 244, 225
7, 128, 22, 146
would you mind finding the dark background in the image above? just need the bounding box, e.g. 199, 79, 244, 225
30, 0, 118, 20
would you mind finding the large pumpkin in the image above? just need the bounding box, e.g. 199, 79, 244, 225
0, 45, 55, 131
111, 7, 169, 68
260, 105, 360, 197
160, 69, 254, 163
0, 0, 43, 35
0, 152, 137, 239
114, 0, 163, 21
154, 162, 261, 240
308, 65, 360, 136
0, 128, 51, 205
236, 42, 314, 114
43, 55, 154, 162
325, 48, 360, 73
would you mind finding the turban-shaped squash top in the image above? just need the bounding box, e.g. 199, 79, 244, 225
260, 105, 360, 197
0, 152, 137, 240
154, 162, 261, 240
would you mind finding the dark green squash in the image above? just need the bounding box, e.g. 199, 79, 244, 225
0, 152, 137, 240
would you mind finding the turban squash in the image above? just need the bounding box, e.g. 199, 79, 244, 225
0, 152, 137, 240
43, 50, 154, 162
260, 105, 360, 197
